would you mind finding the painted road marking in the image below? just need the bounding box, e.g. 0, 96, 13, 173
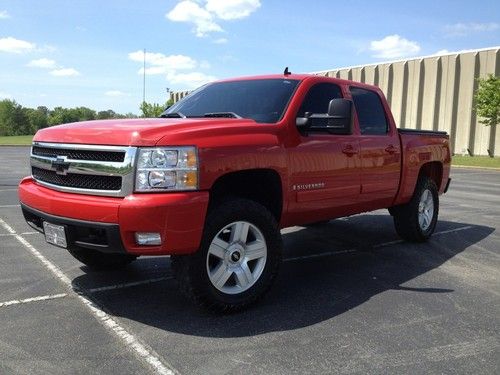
88, 276, 173, 293
0, 204, 21, 208
0, 231, 38, 237
0, 217, 176, 375
0, 293, 67, 308
284, 226, 473, 262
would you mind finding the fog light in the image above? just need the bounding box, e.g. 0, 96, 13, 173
135, 232, 162, 246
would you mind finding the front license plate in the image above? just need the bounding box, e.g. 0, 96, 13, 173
43, 222, 67, 248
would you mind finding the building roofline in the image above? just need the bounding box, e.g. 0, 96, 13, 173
313, 46, 500, 74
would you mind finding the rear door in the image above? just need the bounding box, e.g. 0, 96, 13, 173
349, 86, 401, 208
286, 82, 361, 224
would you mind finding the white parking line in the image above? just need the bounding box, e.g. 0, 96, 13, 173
284, 226, 473, 262
0, 189, 18, 192
88, 276, 173, 293
0, 231, 38, 237
0, 204, 21, 208
284, 248, 357, 262
0, 217, 176, 375
0, 293, 67, 308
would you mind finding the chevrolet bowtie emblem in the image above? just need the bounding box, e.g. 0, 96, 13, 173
51, 157, 70, 175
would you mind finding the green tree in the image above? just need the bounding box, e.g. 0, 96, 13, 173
0, 99, 30, 136
74, 106, 96, 121
474, 74, 500, 127
48, 107, 78, 125
140, 101, 166, 117
97, 109, 117, 119
27, 106, 49, 132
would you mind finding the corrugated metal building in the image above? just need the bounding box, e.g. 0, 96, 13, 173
171, 47, 500, 156
317, 47, 499, 156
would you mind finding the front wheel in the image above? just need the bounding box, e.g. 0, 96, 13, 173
171, 199, 282, 312
392, 177, 439, 242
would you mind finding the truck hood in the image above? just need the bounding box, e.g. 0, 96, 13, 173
33, 118, 262, 146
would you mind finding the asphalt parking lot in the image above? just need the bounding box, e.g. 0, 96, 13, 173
0, 145, 499, 374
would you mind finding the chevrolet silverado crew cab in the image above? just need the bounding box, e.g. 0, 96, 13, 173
19, 73, 451, 311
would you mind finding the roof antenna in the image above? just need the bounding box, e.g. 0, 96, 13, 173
284, 67, 291, 75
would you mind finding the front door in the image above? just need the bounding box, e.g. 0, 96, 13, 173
286, 82, 361, 225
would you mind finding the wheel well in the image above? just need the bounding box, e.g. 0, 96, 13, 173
209, 169, 283, 222
419, 162, 443, 190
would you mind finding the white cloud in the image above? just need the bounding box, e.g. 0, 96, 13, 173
128, 50, 197, 75
167, 1, 222, 37
213, 38, 228, 44
205, 0, 260, 20
199, 60, 211, 69
105, 90, 129, 97
0, 37, 36, 54
129, 49, 215, 89
166, 0, 260, 37
26, 58, 56, 68
444, 22, 499, 37
166, 71, 217, 89
434, 49, 451, 56
369, 35, 421, 59
0, 91, 12, 99
50, 68, 80, 77
0, 10, 10, 19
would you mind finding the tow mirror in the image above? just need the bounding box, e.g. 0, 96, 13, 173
322, 98, 353, 135
296, 99, 353, 135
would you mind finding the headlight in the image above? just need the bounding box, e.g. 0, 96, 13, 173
135, 147, 198, 192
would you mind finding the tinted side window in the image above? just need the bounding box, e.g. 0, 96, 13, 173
350, 87, 388, 135
297, 83, 342, 129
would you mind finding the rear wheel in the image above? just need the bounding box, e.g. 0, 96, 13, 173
68, 247, 137, 270
171, 198, 282, 312
392, 177, 439, 242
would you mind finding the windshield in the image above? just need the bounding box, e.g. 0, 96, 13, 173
164, 79, 300, 123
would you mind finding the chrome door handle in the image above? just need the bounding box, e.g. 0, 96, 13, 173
385, 145, 397, 154
342, 145, 358, 156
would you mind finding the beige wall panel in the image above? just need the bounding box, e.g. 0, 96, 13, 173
378, 63, 389, 95
420, 58, 440, 131
455, 52, 477, 155
406, 59, 424, 129
339, 69, 350, 80
351, 67, 363, 82
389, 61, 408, 127
472, 51, 492, 155
438, 55, 460, 152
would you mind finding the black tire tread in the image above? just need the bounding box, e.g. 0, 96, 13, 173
392, 177, 439, 242
171, 198, 282, 313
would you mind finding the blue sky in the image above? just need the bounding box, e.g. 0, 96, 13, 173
0, 0, 499, 114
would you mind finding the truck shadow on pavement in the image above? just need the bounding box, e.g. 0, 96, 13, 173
72, 214, 494, 338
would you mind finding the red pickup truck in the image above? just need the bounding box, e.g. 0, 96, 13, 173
19, 73, 451, 311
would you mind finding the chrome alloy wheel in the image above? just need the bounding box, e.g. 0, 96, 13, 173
206, 221, 267, 295
418, 189, 434, 231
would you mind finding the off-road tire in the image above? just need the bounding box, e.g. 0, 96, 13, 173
171, 198, 282, 313
392, 177, 439, 242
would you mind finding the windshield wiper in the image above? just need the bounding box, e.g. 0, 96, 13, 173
160, 111, 186, 118
203, 112, 242, 119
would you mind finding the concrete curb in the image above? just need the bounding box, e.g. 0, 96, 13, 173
452, 165, 500, 171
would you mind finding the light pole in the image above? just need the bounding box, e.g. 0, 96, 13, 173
142, 48, 146, 104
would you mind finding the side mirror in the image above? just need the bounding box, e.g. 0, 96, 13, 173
296, 99, 353, 135
322, 98, 353, 134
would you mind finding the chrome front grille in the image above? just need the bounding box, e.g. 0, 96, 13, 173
30, 142, 137, 197
32, 145, 126, 162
